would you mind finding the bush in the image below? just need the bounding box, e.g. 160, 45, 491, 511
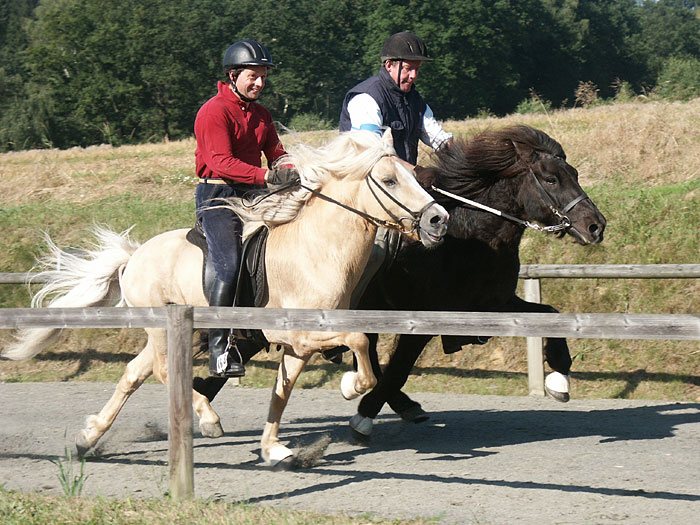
515, 89, 552, 115
612, 78, 636, 103
574, 81, 600, 108
654, 56, 700, 101
285, 113, 335, 132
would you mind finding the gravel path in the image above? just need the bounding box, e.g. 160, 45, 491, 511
1, 382, 699, 524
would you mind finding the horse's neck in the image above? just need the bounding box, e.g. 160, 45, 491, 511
447, 205, 524, 255
265, 190, 378, 308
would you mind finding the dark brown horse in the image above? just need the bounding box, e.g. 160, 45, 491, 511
348, 125, 607, 436
193, 125, 606, 440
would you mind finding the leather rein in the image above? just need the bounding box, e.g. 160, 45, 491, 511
431, 168, 590, 234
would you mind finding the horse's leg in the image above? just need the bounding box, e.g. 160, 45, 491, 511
260, 348, 310, 466
148, 329, 225, 439
75, 329, 156, 456
351, 334, 432, 436
193, 338, 264, 402
339, 331, 378, 400
505, 295, 572, 402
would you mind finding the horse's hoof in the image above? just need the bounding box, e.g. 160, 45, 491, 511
340, 371, 361, 400
349, 413, 373, 437
261, 444, 294, 468
200, 421, 224, 438
74, 431, 93, 459
545, 372, 571, 403
399, 404, 429, 423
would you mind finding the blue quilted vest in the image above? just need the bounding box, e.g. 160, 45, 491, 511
339, 67, 427, 165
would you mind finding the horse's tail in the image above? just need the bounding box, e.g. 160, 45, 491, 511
2, 226, 140, 361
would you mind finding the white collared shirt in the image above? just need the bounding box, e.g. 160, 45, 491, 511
346, 93, 453, 151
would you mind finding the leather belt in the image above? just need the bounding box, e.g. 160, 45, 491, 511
198, 178, 229, 185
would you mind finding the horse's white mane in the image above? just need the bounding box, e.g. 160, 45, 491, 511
220, 130, 396, 238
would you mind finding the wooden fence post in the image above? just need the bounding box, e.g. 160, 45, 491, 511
523, 279, 545, 396
166, 304, 194, 500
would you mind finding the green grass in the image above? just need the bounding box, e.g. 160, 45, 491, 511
0, 486, 431, 524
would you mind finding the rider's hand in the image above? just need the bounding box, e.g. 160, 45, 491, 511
266, 167, 300, 186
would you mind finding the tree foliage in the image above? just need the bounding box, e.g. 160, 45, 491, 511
1, 0, 700, 151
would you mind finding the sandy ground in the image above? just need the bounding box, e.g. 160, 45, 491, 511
1, 382, 699, 524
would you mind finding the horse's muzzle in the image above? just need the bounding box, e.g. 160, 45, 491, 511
418, 203, 449, 247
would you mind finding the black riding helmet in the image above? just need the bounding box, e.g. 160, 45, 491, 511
380, 31, 432, 62
222, 38, 277, 71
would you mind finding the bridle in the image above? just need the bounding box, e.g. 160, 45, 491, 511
431, 168, 590, 234
301, 171, 437, 235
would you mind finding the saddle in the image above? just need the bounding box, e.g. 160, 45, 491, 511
186, 221, 269, 349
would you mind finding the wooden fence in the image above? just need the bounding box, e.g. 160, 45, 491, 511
1, 264, 699, 499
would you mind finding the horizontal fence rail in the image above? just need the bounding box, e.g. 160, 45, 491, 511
3, 264, 700, 285
1, 306, 698, 340
1, 262, 698, 499
518, 263, 700, 279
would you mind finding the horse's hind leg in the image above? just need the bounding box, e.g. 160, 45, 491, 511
75, 330, 156, 456
149, 329, 224, 439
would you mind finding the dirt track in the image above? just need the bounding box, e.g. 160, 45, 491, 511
1, 382, 699, 524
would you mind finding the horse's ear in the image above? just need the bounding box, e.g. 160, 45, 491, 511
414, 165, 439, 189
381, 128, 393, 147
511, 139, 533, 164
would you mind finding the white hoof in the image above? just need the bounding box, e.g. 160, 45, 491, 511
262, 444, 294, 467
545, 372, 571, 403
340, 371, 360, 400
349, 413, 373, 437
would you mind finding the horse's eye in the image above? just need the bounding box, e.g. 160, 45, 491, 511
382, 177, 397, 187
544, 176, 557, 185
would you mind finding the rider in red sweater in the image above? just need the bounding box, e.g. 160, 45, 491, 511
194, 39, 297, 378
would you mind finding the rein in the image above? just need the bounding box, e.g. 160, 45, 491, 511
431, 169, 589, 234
301, 174, 435, 235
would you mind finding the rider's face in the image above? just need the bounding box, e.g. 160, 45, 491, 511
385, 60, 422, 92
232, 66, 268, 100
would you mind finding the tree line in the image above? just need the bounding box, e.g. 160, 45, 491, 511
1, 0, 699, 151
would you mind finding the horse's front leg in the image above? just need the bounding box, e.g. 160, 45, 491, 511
339, 331, 378, 400
505, 295, 572, 402
260, 347, 310, 467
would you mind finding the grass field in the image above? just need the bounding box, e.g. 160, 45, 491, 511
1, 99, 699, 401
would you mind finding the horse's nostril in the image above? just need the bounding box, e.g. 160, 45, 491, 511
430, 214, 441, 224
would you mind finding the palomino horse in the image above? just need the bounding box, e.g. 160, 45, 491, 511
349, 125, 607, 437
3, 130, 449, 466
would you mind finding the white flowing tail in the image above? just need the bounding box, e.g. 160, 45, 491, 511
2, 226, 140, 361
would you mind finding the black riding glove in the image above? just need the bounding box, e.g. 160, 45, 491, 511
267, 167, 300, 186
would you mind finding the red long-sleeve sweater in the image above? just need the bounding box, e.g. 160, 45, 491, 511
194, 81, 286, 185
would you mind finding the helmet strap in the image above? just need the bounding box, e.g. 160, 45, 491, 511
229, 70, 255, 103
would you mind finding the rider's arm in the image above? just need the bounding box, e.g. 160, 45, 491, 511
420, 104, 453, 151
346, 93, 383, 135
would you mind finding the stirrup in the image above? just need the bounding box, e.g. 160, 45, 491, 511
211, 332, 245, 378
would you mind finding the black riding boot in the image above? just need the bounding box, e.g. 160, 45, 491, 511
208, 279, 245, 378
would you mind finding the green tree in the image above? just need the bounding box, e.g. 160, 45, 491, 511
22, 0, 237, 148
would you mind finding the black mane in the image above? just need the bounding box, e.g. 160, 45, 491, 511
432, 125, 566, 203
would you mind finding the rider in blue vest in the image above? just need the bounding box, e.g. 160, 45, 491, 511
326, 32, 453, 364
339, 31, 452, 165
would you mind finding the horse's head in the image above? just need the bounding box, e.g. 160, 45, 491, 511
513, 131, 606, 245
361, 153, 449, 248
